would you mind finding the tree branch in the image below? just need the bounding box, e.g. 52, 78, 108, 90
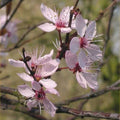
0, 96, 120, 120
57, 80, 120, 105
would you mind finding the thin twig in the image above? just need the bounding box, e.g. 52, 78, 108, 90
95, 0, 117, 22
103, 2, 116, 55
0, 0, 12, 8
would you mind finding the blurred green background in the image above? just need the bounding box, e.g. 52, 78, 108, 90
0, 0, 120, 120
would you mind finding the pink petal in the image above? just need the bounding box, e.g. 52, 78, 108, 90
38, 49, 53, 65
45, 88, 60, 96
40, 79, 57, 89
9, 34, 18, 43
78, 49, 87, 68
27, 99, 38, 110
85, 21, 96, 40
76, 72, 87, 88
76, 14, 86, 37
82, 72, 98, 90
40, 4, 58, 23
60, 27, 72, 33
65, 50, 77, 69
8, 59, 24, 67
17, 73, 34, 82
32, 81, 41, 91
43, 98, 57, 117
40, 59, 60, 77
85, 45, 102, 61
38, 23, 56, 32
70, 37, 80, 54
18, 85, 35, 97
59, 6, 72, 23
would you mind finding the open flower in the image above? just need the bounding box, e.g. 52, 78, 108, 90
18, 81, 57, 117
17, 67, 60, 96
9, 49, 60, 77
38, 4, 73, 33
65, 50, 98, 90
0, 15, 18, 48
70, 14, 102, 62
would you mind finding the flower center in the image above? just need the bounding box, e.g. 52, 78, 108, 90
31, 63, 37, 72
35, 75, 41, 82
56, 19, 66, 29
80, 37, 87, 48
35, 88, 45, 100
73, 63, 82, 73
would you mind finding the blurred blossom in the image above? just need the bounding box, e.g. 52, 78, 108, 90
0, 15, 18, 48
111, 6, 120, 61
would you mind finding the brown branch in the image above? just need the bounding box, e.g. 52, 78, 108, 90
0, 96, 120, 120
67, 99, 89, 120
57, 80, 120, 105
0, 85, 19, 97
57, 106, 120, 120
0, 96, 48, 120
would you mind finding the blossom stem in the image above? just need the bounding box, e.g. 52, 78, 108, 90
57, 67, 69, 71
22, 48, 37, 81
58, 30, 62, 46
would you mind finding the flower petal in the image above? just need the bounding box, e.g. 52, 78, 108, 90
45, 88, 60, 96
40, 4, 58, 23
76, 72, 87, 88
65, 50, 77, 69
40, 79, 57, 89
32, 81, 41, 91
60, 27, 71, 33
43, 98, 57, 117
85, 44, 102, 61
76, 14, 86, 37
27, 99, 38, 110
18, 85, 35, 97
40, 59, 60, 77
17, 73, 34, 82
85, 21, 96, 40
38, 23, 56, 32
59, 6, 72, 23
38, 49, 53, 65
70, 37, 80, 54
8, 59, 24, 67
82, 72, 98, 90
78, 49, 87, 68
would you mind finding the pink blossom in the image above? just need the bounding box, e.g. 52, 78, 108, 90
9, 49, 60, 77
17, 69, 59, 96
65, 50, 98, 90
38, 4, 73, 33
18, 81, 57, 117
0, 15, 18, 48
70, 14, 102, 62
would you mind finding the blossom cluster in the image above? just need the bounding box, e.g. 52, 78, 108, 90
8, 3, 102, 117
